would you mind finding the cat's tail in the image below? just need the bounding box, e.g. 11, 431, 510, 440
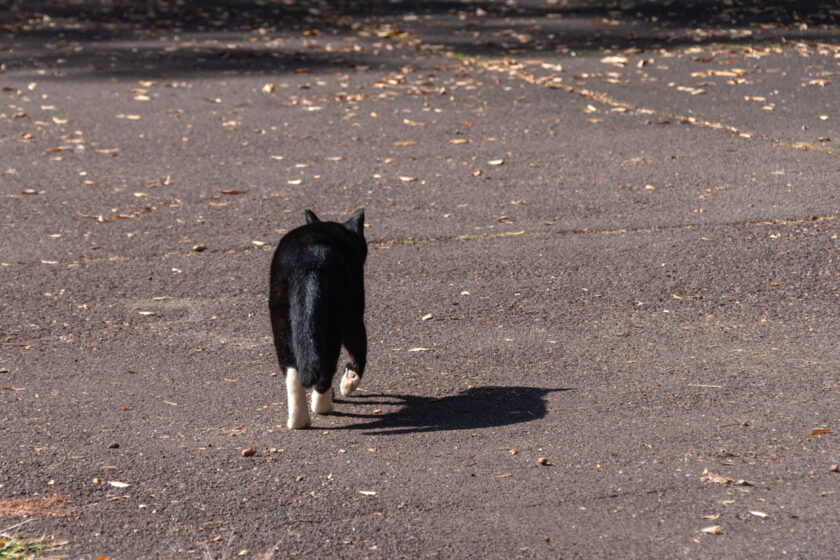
289, 270, 338, 389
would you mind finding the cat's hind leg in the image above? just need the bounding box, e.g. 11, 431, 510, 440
341, 320, 367, 397
311, 386, 333, 414
285, 368, 311, 429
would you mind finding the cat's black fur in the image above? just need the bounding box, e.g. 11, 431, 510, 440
269, 209, 367, 425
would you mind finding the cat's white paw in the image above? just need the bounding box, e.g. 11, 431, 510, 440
286, 367, 311, 429
311, 387, 334, 414
287, 409, 311, 429
340, 369, 361, 396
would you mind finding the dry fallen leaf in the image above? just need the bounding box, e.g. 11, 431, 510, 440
701, 513, 720, 520
487, 159, 504, 166
701, 468, 753, 486
220, 189, 248, 195
408, 347, 430, 352
702, 471, 731, 484
108, 481, 130, 488
750, 511, 769, 518
601, 55, 628, 66
393, 141, 415, 147
700, 525, 723, 535
676, 85, 706, 95
811, 428, 832, 435
399, 176, 416, 182
358, 490, 377, 496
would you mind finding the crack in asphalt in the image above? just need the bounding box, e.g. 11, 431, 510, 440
477, 58, 755, 140
773, 140, 839, 158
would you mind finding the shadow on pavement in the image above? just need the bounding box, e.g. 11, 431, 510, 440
1, 1, 835, 79
333, 385, 570, 435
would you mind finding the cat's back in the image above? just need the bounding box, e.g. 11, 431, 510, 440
272, 222, 359, 275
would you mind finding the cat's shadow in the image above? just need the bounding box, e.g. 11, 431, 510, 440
331, 386, 571, 435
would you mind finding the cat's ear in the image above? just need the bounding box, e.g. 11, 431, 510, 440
304, 209, 320, 224
344, 208, 365, 236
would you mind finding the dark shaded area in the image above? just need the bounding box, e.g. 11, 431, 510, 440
0, 1, 837, 78
333, 385, 570, 435
392, 0, 840, 57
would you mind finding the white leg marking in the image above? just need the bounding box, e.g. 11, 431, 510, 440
340, 368, 361, 397
286, 368, 310, 429
311, 387, 334, 414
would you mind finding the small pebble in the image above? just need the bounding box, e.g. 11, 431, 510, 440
830, 464, 839, 472
108, 442, 120, 449
537, 457, 549, 466
242, 448, 256, 457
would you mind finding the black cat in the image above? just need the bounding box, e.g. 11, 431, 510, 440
269, 209, 368, 429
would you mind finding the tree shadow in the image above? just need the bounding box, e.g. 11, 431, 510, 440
380, 1, 838, 58
1, 1, 836, 79
331, 385, 570, 435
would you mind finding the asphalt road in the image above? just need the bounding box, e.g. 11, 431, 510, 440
1, 1, 839, 558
